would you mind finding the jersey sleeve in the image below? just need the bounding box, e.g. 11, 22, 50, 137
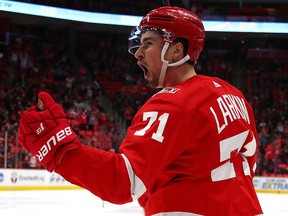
55, 144, 133, 204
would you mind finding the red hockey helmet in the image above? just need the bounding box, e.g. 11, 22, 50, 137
128, 6, 205, 64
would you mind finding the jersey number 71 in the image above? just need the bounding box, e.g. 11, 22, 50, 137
134, 111, 169, 143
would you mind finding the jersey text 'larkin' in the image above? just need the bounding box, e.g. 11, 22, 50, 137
210, 94, 250, 134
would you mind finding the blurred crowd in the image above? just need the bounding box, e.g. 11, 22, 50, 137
0, 1, 287, 176
244, 46, 288, 176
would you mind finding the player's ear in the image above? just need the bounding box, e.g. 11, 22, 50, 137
170, 42, 184, 61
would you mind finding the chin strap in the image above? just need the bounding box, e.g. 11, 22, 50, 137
157, 42, 191, 88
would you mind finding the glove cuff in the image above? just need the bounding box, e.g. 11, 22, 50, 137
46, 140, 79, 172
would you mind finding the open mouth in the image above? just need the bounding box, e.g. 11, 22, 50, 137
138, 63, 149, 77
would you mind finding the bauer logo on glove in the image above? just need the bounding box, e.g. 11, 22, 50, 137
18, 91, 79, 172
36, 126, 73, 162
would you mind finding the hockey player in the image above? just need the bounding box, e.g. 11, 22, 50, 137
18, 6, 263, 216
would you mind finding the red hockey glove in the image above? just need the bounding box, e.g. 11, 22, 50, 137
18, 91, 78, 172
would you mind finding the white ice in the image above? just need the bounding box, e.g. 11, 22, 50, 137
0, 190, 287, 215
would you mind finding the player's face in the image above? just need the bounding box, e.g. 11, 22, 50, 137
134, 31, 164, 88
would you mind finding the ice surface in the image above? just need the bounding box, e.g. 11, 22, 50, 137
0, 190, 287, 216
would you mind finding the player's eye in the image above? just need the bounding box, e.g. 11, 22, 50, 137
140, 42, 153, 50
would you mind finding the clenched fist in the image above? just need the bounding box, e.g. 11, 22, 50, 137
18, 92, 79, 172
